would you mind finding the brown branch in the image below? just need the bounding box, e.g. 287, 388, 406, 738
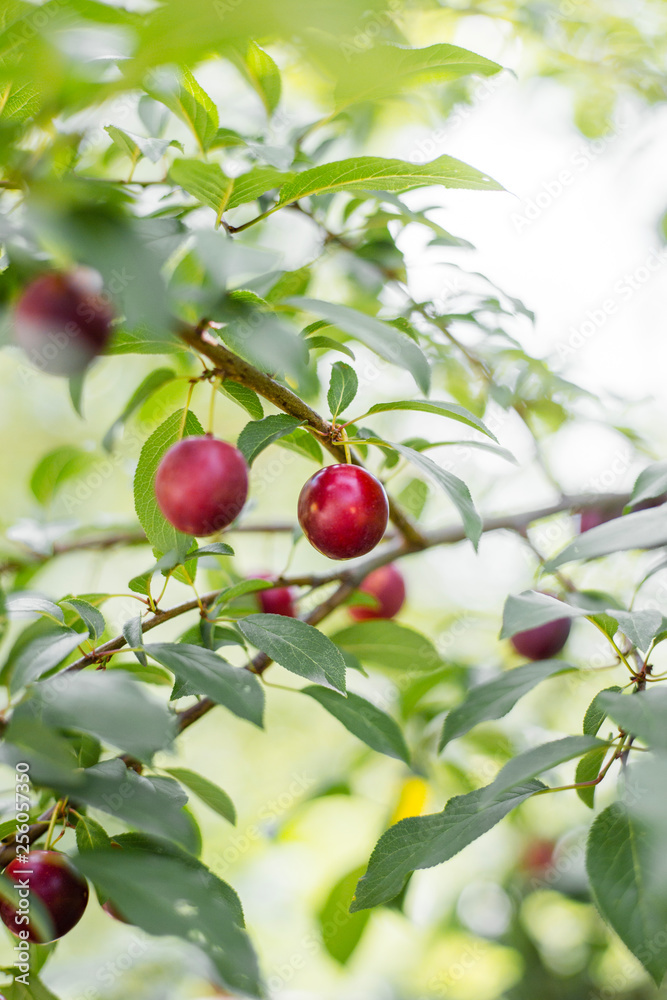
0, 530, 149, 575
177, 323, 428, 550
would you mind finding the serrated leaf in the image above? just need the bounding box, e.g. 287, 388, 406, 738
145, 643, 264, 726
583, 685, 623, 736
352, 780, 543, 911
76, 814, 112, 853
288, 297, 429, 394
546, 505, 667, 570
133, 409, 204, 557
335, 42, 502, 107
500, 590, 590, 639
60, 598, 105, 640
587, 803, 667, 985
364, 400, 498, 441
327, 362, 358, 419
18, 670, 176, 760
103, 367, 175, 451
165, 767, 236, 825
169, 159, 233, 223
9, 627, 87, 693
237, 414, 302, 464
596, 689, 667, 750
575, 746, 608, 808
302, 686, 409, 763
218, 380, 264, 419
278, 155, 502, 205
226, 165, 292, 210
6, 594, 64, 621
366, 439, 482, 547
612, 609, 666, 652
237, 614, 346, 693
478, 735, 605, 804
73, 848, 261, 996
233, 41, 281, 114
171, 67, 219, 150
331, 620, 440, 673
630, 461, 667, 508
276, 427, 323, 463
439, 659, 575, 749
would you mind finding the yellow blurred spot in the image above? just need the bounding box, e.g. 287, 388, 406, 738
390, 776, 429, 824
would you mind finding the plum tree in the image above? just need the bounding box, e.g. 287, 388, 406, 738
297, 464, 389, 560
155, 436, 249, 536
510, 602, 572, 660
256, 578, 296, 617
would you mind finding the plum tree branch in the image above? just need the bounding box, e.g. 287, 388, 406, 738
177, 323, 428, 550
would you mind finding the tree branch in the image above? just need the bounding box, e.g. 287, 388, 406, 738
177, 323, 428, 550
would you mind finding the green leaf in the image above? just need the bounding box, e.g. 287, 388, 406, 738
164, 767, 236, 825
169, 158, 233, 223
226, 165, 292, 210
6, 594, 64, 621
105, 125, 176, 163
335, 42, 502, 107
318, 865, 370, 965
306, 336, 355, 360
133, 408, 204, 556
331, 620, 440, 673
122, 614, 147, 666
439, 660, 575, 749
237, 614, 347, 693
237, 414, 302, 464
612, 609, 666, 651
29, 445, 95, 506
396, 477, 429, 519
70, 760, 197, 852
575, 746, 608, 809
170, 67, 219, 151
145, 643, 265, 727
364, 400, 498, 441
583, 685, 623, 736
9, 626, 86, 693
327, 361, 358, 419
105, 123, 140, 160
630, 461, 667, 508
351, 780, 543, 911
234, 41, 281, 114
2, 976, 61, 1000
499, 590, 589, 639
370, 439, 482, 548
76, 814, 112, 853
546, 505, 667, 570
60, 598, 105, 640
278, 155, 502, 205
302, 686, 410, 763
73, 848, 261, 997
587, 803, 667, 984
218, 380, 264, 419
288, 297, 430, 394
18, 669, 175, 760
477, 735, 606, 805
102, 367, 175, 451
106, 328, 185, 355
277, 427, 323, 463
596, 689, 667, 750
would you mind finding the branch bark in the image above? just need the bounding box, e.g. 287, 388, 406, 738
178, 323, 428, 549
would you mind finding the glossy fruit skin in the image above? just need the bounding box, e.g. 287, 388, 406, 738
350, 563, 406, 620
511, 609, 571, 661
155, 436, 249, 536
0, 850, 89, 942
256, 578, 296, 617
13, 269, 114, 376
297, 464, 389, 560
